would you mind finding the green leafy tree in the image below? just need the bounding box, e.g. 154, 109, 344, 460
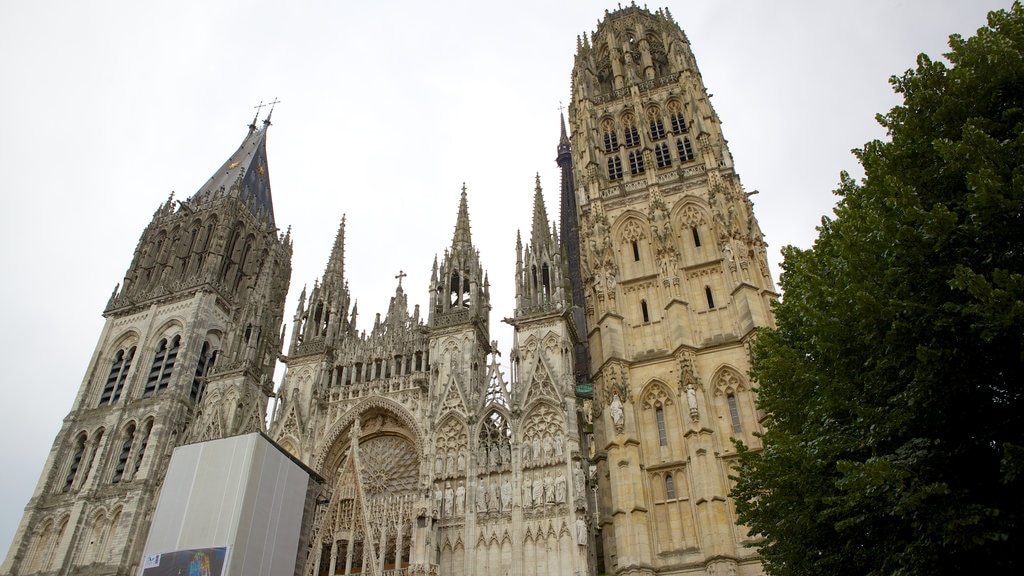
732, 5, 1024, 575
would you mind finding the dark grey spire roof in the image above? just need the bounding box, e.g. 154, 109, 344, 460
193, 123, 276, 226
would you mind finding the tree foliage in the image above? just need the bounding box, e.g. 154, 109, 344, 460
732, 5, 1024, 575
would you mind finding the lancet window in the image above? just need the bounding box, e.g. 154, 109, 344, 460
655, 143, 671, 168
677, 137, 695, 161
61, 433, 87, 492
143, 335, 180, 397
99, 346, 135, 406
190, 341, 216, 403
111, 423, 135, 484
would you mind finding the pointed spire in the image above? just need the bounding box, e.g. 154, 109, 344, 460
451, 183, 473, 255
531, 174, 551, 249
192, 119, 276, 226
323, 216, 346, 288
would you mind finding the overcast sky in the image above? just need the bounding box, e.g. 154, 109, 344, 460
0, 0, 1011, 554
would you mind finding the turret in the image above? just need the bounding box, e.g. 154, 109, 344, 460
428, 185, 490, 333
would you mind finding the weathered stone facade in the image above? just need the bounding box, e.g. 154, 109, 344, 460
1, 119, 292, 576
569, 6, 775, 576
3, 6, 776, 576
268, 180, 591, 576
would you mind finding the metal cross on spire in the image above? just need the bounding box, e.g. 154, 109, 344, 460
395, 270, 407, 288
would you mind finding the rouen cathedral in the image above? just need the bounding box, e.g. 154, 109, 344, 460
2, 5, 776, 576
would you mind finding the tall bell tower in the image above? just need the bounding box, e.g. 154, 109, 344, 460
568, 6, 777, 575
2, 116, 292, 576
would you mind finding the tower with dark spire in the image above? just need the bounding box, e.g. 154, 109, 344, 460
568, 5, 778, 576
557, 111, 592, 390
2, 116, 292, 576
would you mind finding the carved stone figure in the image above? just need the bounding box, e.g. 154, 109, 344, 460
476, 481, 487, 512
457, 451, 466, 473
553, 435, 564, 458
502, 477, 512, 511
574, 466, 586, 497
576, 517, 588, 546
545, 474, 555, 503
610, 393, 624, 433
522, 441, 532, 465
443, 483, 454, 517
533, 475, 544, 506
555, 472, 566, 503
490, 481, 500, 512
446, 452, 455, 477
542, 436, 553, 460
455, 483, 466, 514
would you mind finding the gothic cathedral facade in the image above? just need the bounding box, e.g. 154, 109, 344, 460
3, 6, 775, 576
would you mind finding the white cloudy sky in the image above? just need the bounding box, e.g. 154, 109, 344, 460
0, 0, 1011, 554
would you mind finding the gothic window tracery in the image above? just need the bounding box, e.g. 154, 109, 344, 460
143, 335, 180, 397
111, 423, 135, 484
601, 118, 618, 152
628, 150, 645, 174
132, 420, 152, 477
677, 136, 695, 161
61, 433, 87, 492
655, 142, 671, 168
608, 156, 623, 180
190, 341, 216, 403
521, 403, 564, 469
99, 345, 136, 407
478, 410, 511, 471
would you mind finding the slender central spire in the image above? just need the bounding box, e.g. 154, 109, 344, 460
451, 183, 473, 255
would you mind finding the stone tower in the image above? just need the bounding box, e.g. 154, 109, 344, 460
568, 6, 777, 576
1, 117, 292, 575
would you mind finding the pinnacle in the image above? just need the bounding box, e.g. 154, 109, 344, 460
451, 183, 473, 255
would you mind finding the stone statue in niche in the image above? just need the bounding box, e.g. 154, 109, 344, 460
610, 393, 624, 434
502, 477, 512, 511
455, 483, 466, 514
443, 483, 453, 517
457, 451, 466, 473
555, 472, 566, 503
532, 474, 544, 506
476, 481, 487, 512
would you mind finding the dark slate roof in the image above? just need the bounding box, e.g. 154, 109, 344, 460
194, 123, 276, 226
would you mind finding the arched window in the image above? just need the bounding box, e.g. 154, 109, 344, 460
133, 421, 152, 477
111, 424, 135, 484
603, 130, 619, 152
624, 124, 640, 148
99, 346, 135, 406
607, 156, 623, 180
671, 112, 688, 134
628, 150, 645, 175
541, 263, 551, 300
62, 433, 87, 492
665, 474, 676, 499
190, 341, 216, 403
705, 286, 715, 309
641, 300, 650, 323
677, 137, 695, 161
632, 240, 640, 261
649, 118, 666, 140
655, 407, 667, 445
655, 143, 671, 168
727, 394, 742, 433
143, 336, 180, 397
692, 226, 702, 247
